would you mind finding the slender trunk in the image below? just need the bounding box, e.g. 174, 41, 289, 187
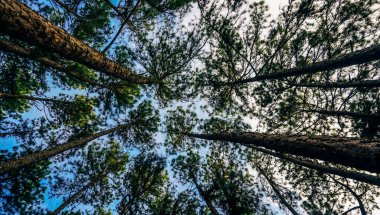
227, 44, 380, 85
50, 173, 106, 215
243, 143, 380, 187
0, 0, 154, 84
102, 18, 129, 53
189, 171, 219, 215
257, 167, 299, 215
102, 0, 123, 16
291, 79, 380, 89
101, 0, 140, 53
0, 39, 121, 91
0, 92, 70, 103
302, 109, 380, 120
330, 177, 367, 215
184, 132, 380, 174
0, 124, 130, 175
342, 206, 360, 215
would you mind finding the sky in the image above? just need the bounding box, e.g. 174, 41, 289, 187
1, 0, 379, 214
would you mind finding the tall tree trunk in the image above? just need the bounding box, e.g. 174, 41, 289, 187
302, 109, 380, 120
0, 124, 130, 175
0, 92, 70, 103
50, 173, 107, 215
0, 0, 154, 84
257, 167, 299, 215
291, 80, 380, 89
226, 44, 380, 85
244, 143, 380, 187
184, 132, 380, 174
0, 39, 121, 91
189, 171, 219, 215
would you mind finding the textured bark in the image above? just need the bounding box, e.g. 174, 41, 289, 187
227, 44, 380, 85
291, 79, 380, 89
243, 144, 380, 187
0, 39, 121, 91
257, 167, 299, 215
0, 124, 130, 175
302, 109, 380, 120
50, 174, 106, 215
185, 132, 380, 174
0, 0, 154, 84
0, 92, 70, 103
189, 171, 219, 215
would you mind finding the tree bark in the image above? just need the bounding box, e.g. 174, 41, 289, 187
185, 132, 380, 174
243, 143, 380, 187
189, 171, 219, 215
291, 79, 380, 89
0, 0, 154, 84
257, 167, 299, 215
0, 124, 130, 175
50, 174, 106, 215
226, 44, 380, 85
302, 109, 380, 120
0, 39, 121, 91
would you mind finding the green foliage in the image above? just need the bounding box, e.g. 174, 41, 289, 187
1, 0, 380, 213
0, 153, 50, 214
172, 147, 263, 214
148, 188, 202, 215
0, 52, 46, 119
74, 0, 112, 48
116, 100, 160, 146
116, 152, 168, 214
50, 95, 96, 127
50, 140, 129, 211
165, 107, 198, 150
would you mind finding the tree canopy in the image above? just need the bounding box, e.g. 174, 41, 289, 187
1, 0, 380, 214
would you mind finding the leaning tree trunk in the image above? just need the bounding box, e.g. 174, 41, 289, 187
0, 0, 154, 84
226, 44, 380, 85
257, 167, 299, 215
0, 124, 130, 175
291, 79, 380, 89
185, 132, 380, 174
302, 109, 380, 120
50, 173, 107, 215
245, 143, 380, 187
0, 39, 121, 91
189, 171, 219, 215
